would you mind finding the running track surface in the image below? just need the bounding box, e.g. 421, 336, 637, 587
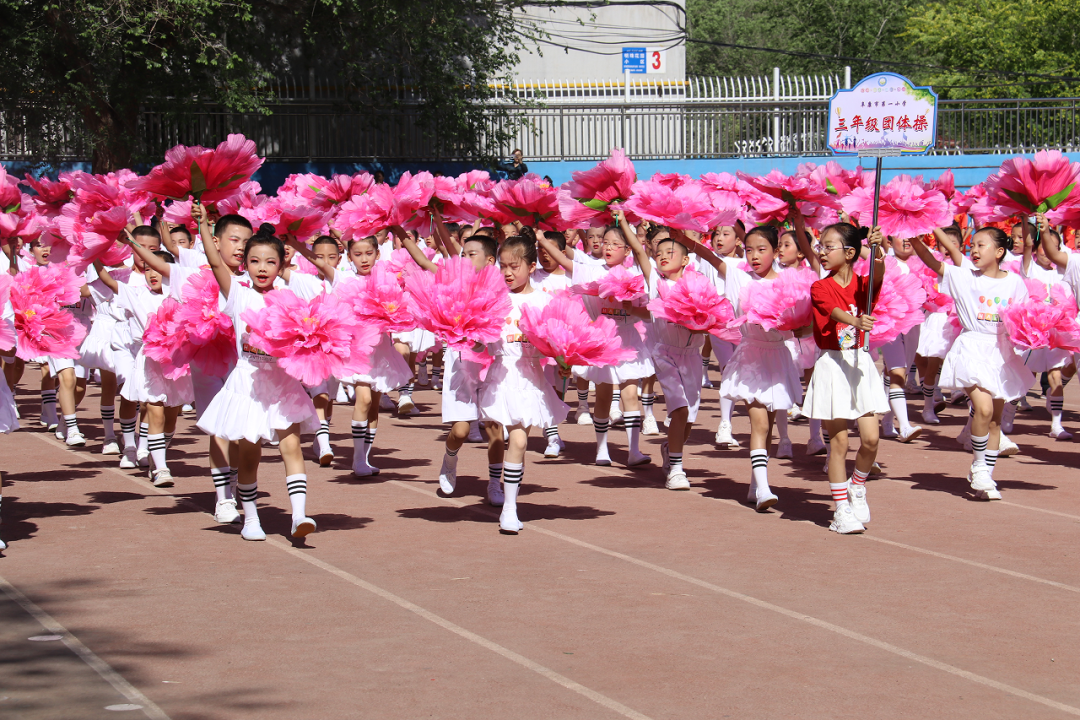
1, 377, 1078, 720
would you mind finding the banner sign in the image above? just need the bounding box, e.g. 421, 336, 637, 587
622, 47, 667, 74
827, 73, 938, 156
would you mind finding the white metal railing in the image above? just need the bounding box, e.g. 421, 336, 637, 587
686, 70, 848, 102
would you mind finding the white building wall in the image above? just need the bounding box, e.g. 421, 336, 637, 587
512, 1, 686, 82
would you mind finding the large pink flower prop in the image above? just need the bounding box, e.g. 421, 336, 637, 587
21, 174, 73, 217
143, 298, 192, 379
128, 133, 263, 203
842, 175, 952, 238
648, 268, 735, 334
488, 174, 569, 230
335, 264, 415, 333
12, 303, 87, 360
624, 179, 729, 232
984, 150, 1080, 222
55, 204, 131, 272
519, 293, 636, 368
1003, 282, 1080, 352
241, 289, 379, 385
557, 148, 639, 227
737, 268, 816, 332
174, 269, 238, 376
405, 255, 511, 350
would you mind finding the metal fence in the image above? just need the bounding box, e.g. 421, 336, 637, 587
3, 96, 1080, 164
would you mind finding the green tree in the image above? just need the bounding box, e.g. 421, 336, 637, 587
903, 0, 1080, 99
0, 0, 523, 171
688, 0, 791, 77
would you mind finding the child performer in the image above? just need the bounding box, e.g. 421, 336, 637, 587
910, 226, 1033, 500
802, 224, 888, 535
478, 236, 569, 533
691, 226, 804, 511
622, 219, 702, 491
914, 226, 965, 426
95, 248, 193, 487
0, 297, 19, 551
537, 227, 654, 467
290, 233, 411, 477
532, 229, 572, 458
707, 221, 745, 450
196, 223, 319, 540
877, 236, 924, 443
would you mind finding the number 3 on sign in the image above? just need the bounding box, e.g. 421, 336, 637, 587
646, 48, 666, 74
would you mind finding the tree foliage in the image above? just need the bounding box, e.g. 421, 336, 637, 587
0, 0, 524, 171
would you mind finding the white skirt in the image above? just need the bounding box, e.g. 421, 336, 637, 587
804, 349, 890, 420
1024, 347, 1074, 373
197, 355, 319, 444
575, 319, 655, 384
338, 334, 413, 393
720, 337, 803, 412
785, 335, 820, 372
710, 338, 736, 370
0, 379, 19, 434
442, 350, 480, 423
653, 343, 703, 422
392, 328, 437, 355
79, 316, 118, 373
479, 354, 569, 429
880, 325, 921, 371
916, 312, 959, 360
940, 331, 1035, 401
120, 350, 194, 406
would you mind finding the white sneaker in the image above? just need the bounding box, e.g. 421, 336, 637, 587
101, 439, 120, 455
431, 374, 443, 391
0, 536, 6, 551
543, 439, 562, 458
775, 438, 793, 459
897, 426, 923, 443
417, 365, 429, 386
214, 499, 241, 524
318, 447, 334, 468
54, 428, 64, 440
701, 376, 714, 389
847, 480, 870, 524
998, 434, 1019, 457
789, 404, 806, 422
119, 448, 138, 469
182, 404, 194, 413
715, 421, 739, 449
806, 436, 828, 456
968, 464, 1001, 500
136, 448, 150, 467
353, 458, 377, 478
665, 471, 690, 490
627, 450, 651, 467
65, 431, 86, 447
291, 517, 317, 538
486, 479, 504, 506
241, 521, 266, 541
921, 408, 941, 425
641, 415, 660, 436
747, 481, 778, 512
660, 442, 670, 472
467, 423, 485, 443
438, 454, 458, 494
609, 404, 623, 427
379, 394, 395, 410
152, 468, 174, 488
949, 391, 967, 405
1050, 425, 1073, 441
576, 409, 593, 426
829, 505, 866, 534
1019, 395, 1032, 412
397, 394, 415, 417
870, 461, 882, 475
881, 416, 897, 438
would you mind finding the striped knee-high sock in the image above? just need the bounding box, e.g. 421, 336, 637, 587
101, 405, 115, 439
286, 473, 308, 520
147, 433, 167, 471
211, 467, 232, 503
119, 417, 137, 451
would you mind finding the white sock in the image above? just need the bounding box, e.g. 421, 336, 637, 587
624, 411, 642, 454
119, 416, 137, 450
750, 449, 769, 492
641, 393, 655, 419
889, 388, 911, 433
831, 481, 850, 509
501, 462, 523, 528
316, 420, 330, 453
236, 482, 259, 525
576, 389, 589, 412
286, 473, 308, 520
147, 433, 167, 471
544, 426, 560, 444
63, 413, 80, 438
365, 426, 378, 464
1049, 395, 1064, 428
101, 406, 115, 439
985, 449, 1000, 477
594, 417, 610, 462
669, 451, 683, 474
971, 433, 989, 466
352, 420, 368, 465
488, 463, 503, 487
610, 389, 622, 415
211, 467, 231, 503
720, 396, 734, 424
922, 383, 936, 413
138, 422, 149, 454
775, 412, 789, 442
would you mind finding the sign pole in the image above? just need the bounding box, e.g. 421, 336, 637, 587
858, 148, 900, 351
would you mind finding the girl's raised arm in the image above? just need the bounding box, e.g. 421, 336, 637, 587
285, 237, 336, 284
391, 225, 439, 273
912, 233, 945, 277
194, 203, 234, 299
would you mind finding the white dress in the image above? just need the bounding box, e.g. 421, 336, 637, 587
938, 265, 1034, 400
0, 315, 18, 434
1022, 260, 1074, 372
647, 273, 705, 421
478, 291, 569, 429
570, 258, 655, 384
117, 282, 194, 406
197, 282, 319, 443
718, 261, 803, 412
78, 270, 132, 374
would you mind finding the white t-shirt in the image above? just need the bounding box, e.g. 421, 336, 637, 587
647, 272, 704, 349
720, 257, 790, 343
284, 271, 327, 300
1064, 255, 1080, 302
940, 264, 1028, 335
571, 259, 646, 323
491, 290, 548, 359
178, 246, 209, 268
222, 282, 275, 363
1023, 258, 1067, 293
115, 281, 168, 342
531, 268, 571, 295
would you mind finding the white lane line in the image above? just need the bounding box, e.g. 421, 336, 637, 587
0, 573, 171, 720
24, 433, 653, 720
389, 479, 1080, 718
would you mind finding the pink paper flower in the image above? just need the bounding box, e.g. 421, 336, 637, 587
12, 303, 87, 360
1003, 283, 1080, 352
863, 260, 927, 348
984, 150, 1080, 221
906, 253, 953, 313
12, 264, 83, 308
596, 264, 645, 302
21, 174, 72, 217
489, 174, 568, 230
128, 133, 263, 203
54, 204, 131, 273
648, 268, 736, 334
241, 288, 380, 385
841, 175, 953, 238
625, 179, 730, 232
519, 293, 636, 369
175, 269, 238, 376
405, 255, 511, 351
143, 298, 191, 379
270, 201, 330, 239
558, 148, 639, 227
737, 268, 816, 332
335, 264, 415, 333
738, 169, 841, 225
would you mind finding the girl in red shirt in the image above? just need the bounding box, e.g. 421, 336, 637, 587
803, 223, 888, 535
